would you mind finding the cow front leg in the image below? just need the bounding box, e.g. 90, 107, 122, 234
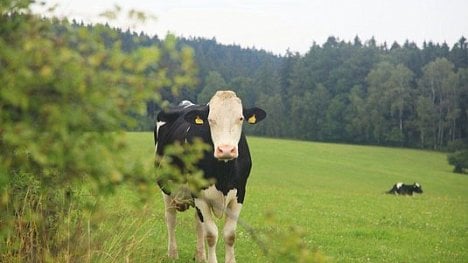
224, 201, 242, 263
195, 208, 207, 262
195, 199, 219, 263
163, 193, 178, 259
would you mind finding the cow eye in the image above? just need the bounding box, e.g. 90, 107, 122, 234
239, 117, 244, 122
208, 118, 216, 125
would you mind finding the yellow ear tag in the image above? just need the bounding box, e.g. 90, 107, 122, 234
195, 116, 204, 125
248, 114, 256, 124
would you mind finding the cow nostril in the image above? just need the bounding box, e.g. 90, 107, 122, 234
217, 146, 224, 154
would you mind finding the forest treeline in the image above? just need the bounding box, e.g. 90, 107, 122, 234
69, 20, 468, 151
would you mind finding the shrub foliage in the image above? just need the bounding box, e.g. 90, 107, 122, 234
0, 1, 196, 260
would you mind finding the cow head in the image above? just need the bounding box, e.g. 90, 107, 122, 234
413, 183, 423, 194
185, 91, 266, 161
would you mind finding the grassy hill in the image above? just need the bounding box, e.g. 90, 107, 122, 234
97, 133, 467, 262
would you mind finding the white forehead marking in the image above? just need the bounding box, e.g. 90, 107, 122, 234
208, 91, 242, 123
209, 91, 242, 108
415, 183, 420, 187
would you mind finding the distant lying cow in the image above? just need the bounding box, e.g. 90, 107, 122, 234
387, 182, 423, 195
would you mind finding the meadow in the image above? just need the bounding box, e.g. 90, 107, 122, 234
94, 132, 467, 262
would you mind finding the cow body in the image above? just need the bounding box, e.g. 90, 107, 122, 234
386, 182, 423, 195
155, 91, 266, 263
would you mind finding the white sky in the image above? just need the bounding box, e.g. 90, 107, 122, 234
40, 0, 468, 55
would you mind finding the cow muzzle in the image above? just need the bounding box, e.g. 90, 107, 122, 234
214, 144, 238, 160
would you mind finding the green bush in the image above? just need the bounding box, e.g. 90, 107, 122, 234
0, 1, 196, 260
448, 150, 468, 173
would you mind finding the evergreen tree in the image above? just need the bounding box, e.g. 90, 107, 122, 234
197, 71, 228, 104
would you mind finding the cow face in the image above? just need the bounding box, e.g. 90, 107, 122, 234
413, 183, 423, 193
185, 91, 266, 161
208, 91, 244, 160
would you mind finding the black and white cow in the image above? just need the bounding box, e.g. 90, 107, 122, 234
386, 182, 423, 195
155, 91, 266, 263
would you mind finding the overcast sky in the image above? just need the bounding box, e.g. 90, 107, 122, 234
41, 0, 468, 55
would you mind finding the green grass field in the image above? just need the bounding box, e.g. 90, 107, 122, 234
95, 133, 467, 262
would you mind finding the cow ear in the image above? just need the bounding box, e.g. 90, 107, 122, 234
184, 108, 209, 125
243, 107, 266, 124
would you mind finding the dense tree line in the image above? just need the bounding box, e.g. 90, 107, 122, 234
64, 21, 467, 152
184, 35, 467, 151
